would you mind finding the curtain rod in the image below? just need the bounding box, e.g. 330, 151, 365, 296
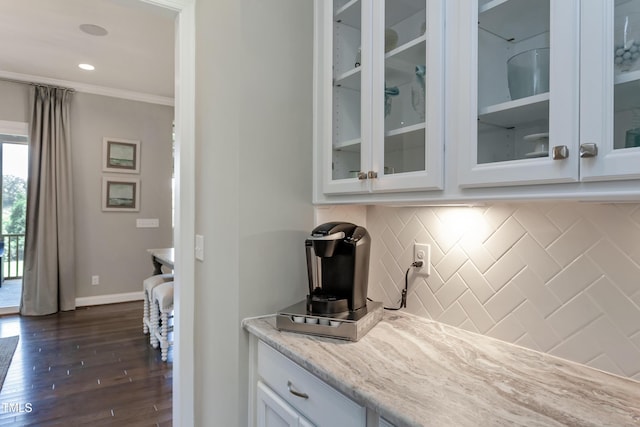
0, 76, 76, 92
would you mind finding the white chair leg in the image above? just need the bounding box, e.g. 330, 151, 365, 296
160, 311, 169, 361
143, 295, 150, 334
150, 300, 159, 349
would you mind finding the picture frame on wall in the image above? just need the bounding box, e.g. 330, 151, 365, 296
102, 177, 140, 212
103, 137, 140, 174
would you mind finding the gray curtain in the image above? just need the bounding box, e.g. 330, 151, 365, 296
20, 85, 76, 315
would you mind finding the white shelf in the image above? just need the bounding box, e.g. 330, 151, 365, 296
385, 122, 425, 137
334, 137, 361, 152
335, 67, 362, 91
384, 123, 425, 152
385, 0, 425, 28
386, 35, 426, 64
335, 0, 360, 29
479, 92, 550, 127
479, 0, 549, 43
615, 70, 640, 111
384, 36, 426, 86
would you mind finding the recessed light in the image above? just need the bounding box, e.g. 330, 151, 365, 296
79, 24, 108, 36
78, 63, 95, 71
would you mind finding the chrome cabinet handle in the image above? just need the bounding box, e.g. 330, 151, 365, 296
580, 143, 598, 158
357, 172, 367, 180
287, 381, 309, 399
367, 170, 378, 179
552, 145, 569, 160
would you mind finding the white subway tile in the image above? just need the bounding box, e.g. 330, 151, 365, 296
435, 274, 468, 309
513, 235, 562, 282
515, 333, 541, 352
546, 204, 581, 232
436, 301, 467, 327
484, 283, 526, 323
514, 301, 561, 351
586, 354, 624, 377
458, 261, 495, 303
487, 313, 526, 343
549, 327, 604, 365
512, 268, 561, 318
396, 216, 424, 250
460, 238, 495, 274
381, 227, 403, 261
458, 291, 495, 333
547, 255, 602, 303
414, 284, 443, 319
587, 240, 640, 297
588, 317, 640, 377
434, 246, 468, 282
587, 276, 640, 337
484, 249, 526, 291
547, 293, 602, 338
484, 217, 526, 259
513, 206, 561, 248
546, 219, 601, 267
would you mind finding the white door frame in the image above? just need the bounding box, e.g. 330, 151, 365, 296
140, 1, 196, 425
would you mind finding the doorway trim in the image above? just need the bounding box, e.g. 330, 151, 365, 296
140, 0, 195, 425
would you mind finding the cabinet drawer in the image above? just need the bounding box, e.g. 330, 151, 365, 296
258, 340, 365, 427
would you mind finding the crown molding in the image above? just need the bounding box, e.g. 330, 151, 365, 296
0, 70, 174, 107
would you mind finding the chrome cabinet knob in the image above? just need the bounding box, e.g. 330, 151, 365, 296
357, 172, 367, 180
552, 145, 569, 160
367, 171, 378, 179
579, 143, 598, 158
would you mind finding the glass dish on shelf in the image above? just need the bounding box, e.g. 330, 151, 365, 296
523, 132, 549, 158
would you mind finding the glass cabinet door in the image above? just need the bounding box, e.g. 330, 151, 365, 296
371, 0, 444, 192
329, 0, 369, 187
477, 0, 551, 164
458, 0, 579, 187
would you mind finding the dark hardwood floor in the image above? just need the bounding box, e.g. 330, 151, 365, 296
0, 301, 172, 426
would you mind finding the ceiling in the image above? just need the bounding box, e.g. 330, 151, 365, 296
0, 0, 176, 101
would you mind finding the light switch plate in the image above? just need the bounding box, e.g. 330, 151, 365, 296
195, 234, 204, 261
137, 218, 159, 228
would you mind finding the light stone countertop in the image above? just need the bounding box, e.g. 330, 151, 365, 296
242, 311, 640, 427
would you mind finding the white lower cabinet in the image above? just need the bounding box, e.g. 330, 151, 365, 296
256, 341, 366, 427
257, 381, 314, 427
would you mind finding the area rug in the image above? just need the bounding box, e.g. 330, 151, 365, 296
0, 336, 19, 392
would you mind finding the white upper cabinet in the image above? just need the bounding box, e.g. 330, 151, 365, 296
315, 0, 445, 195
457, 0, 640, 188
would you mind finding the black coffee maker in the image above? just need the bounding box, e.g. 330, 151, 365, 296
305, 222, 371, 314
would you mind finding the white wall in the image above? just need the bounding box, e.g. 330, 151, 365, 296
0, 80, 174, 301
194, 0, 314, 426
318, 203, 640, 381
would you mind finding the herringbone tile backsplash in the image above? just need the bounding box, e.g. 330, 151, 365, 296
316, 203, 640, 381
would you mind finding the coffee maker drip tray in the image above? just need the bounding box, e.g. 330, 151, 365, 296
276, 300, 383, 341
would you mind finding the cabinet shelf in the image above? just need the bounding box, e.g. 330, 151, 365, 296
479, 0, 549, 43
334, 137, 361, 152
385, 36, 426, 86
385, 123, 425, 152
614, 70, 640, 112
479, 93, 549, 127
335, 67, 362, 91
335, 0, 361, 29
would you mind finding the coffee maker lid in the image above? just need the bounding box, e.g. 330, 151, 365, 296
311, 222, 356, 238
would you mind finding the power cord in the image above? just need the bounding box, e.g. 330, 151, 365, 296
368, 261, 423, 311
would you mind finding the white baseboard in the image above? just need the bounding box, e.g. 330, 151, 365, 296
0, 306, 18, 316
75, 291, 144, 307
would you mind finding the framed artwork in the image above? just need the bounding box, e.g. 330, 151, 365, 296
102, 177, 140, 212
103, 137, 140, 174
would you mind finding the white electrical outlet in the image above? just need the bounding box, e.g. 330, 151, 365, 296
91, 275, 100, 285
413, 243, 431, 275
